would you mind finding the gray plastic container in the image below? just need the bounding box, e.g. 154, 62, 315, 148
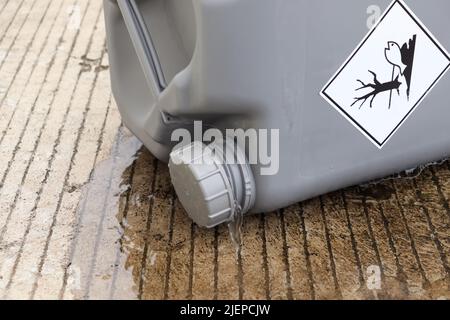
104, 0, 450, 228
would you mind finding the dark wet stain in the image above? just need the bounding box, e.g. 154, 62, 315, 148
79, 61, 92, 72
115, 147, 450, 300
78, 54, 108, 73
95, 65, 109, 72
359, 183, 395, 201
66, 184, 83, 194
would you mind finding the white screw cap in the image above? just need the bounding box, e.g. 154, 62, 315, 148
168, 140, 255, 228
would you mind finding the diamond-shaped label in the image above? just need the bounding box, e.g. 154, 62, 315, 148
321, 0, 450, 148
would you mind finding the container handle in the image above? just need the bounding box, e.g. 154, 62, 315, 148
116, 0, 167, 95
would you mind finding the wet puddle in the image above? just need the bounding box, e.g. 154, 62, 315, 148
66, 127, 142, 299
67, 128, 450, 300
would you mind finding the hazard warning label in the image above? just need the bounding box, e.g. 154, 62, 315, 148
321, 0, 450, 148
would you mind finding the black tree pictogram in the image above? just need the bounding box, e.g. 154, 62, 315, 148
351, 70, 402, 109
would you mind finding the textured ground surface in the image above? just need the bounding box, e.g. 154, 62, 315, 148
0, 0, 449, 300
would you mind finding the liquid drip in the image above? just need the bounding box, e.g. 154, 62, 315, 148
228, 202, 244, 256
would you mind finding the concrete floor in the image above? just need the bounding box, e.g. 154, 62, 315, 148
0, 0, 449, 300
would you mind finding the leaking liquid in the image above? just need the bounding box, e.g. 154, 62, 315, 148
362, 158, 449, 188
228, 202, 244, 256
